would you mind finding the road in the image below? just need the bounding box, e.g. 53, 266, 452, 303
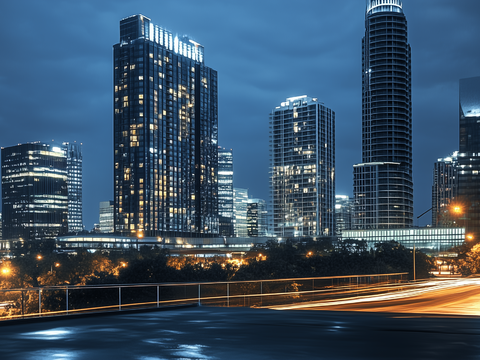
271, 277, 480, 315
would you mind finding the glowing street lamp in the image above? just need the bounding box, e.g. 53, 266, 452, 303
1, 267, 10, 275
467, 234, 474, 241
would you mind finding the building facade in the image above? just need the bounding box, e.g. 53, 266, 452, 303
458, 76, 480, 240
2, 143, 68, 241
234, 188, 248, 237
247, 198, 267, 237
218, 147, 234, 236
342, 227, 465, 255
335, 195, 354, 235
432, 152, 458, 227
270, 96, 335, 237
113, 14, 218, 238
64, 142, 83, 233
353, 0, 413, 230
99, 201, 114, 233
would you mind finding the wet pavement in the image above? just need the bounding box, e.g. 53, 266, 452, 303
1, 306, 479, 359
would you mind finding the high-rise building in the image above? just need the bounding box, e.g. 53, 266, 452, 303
458, 76, 480, 240
270, 96, 335, 237
64, 142, 83, 233
234, 188, 248, 237
432, 152, 458, 227
113, 15, 218, 237
2, 143, 68, 241
99, 201, 114, 233
335, 195, 354, 235
353, 0, 412, 230
218, 147, 234, 236
247, 198, 267, 237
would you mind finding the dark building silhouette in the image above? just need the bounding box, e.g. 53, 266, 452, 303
113, 15, 218, 237
353, 0, 413, 229
458, 76, 480, 240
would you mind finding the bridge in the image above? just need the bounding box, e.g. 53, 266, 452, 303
1, 275, 479, 359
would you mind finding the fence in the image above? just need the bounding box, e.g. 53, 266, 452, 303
0, 272, 408, 320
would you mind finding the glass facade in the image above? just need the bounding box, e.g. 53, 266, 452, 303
353, 0, 413, 230
64, 142, 83, 233
99, 201, 114, 233
335, 195, 354, 235
342, 227, 465, 255
218, 147, 234, 236
2, 143, 68, 241
113, 15, 218, 237
458, 76, 480, 240
432, 152, 458, 227
234, 188, 248, 237
270, 96, 335, 237
247, 198, 267, 237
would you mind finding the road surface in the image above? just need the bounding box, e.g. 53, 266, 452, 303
271, 277, 480, 315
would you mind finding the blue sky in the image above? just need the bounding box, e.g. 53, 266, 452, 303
0, 0, 479, 229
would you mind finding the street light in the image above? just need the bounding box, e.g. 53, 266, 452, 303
1, 267, 10, 275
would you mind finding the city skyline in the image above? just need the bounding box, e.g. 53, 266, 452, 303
0, 1, 479, 229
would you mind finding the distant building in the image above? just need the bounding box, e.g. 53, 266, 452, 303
218, 147, 234, 236
113, 14, 218, 237
2, 143, 68, 241
458, 76, 480, 240
99, 201, 114, 233
270, 96, 335, 237
234, 188, 248, 237
432, 152, 458, 227
247, 198, 267, 237
335, 195, 353, 235
342, 227, 465, 256
64, 142, 83, 233
353, 0, 413, 230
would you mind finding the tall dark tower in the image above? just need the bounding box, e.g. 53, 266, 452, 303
458, 76, 480, 241
113, 15, 218, 237
353, 0, 413, 230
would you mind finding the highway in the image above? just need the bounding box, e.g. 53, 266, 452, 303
271, 277, 480, 315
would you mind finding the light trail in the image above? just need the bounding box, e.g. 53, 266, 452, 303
271, 278, 480, 316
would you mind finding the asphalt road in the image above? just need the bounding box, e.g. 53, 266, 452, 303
272, 278, 480, 316
1, 304, 480, 359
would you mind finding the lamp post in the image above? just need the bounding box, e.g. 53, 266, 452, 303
415, 207, 433, 281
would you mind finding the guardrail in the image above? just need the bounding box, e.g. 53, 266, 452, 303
0, 273, 408, 320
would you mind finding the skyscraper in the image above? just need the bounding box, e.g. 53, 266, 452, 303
247, 198, 267, 237
432, 152, 458, 227
353, 0, 412, 230
99, 201, 114, 233
113, 15, 218, 237
2, 143, 68, 241
335, 195, 354, 235
64, 142, 83, 233
458, 76, 480, 239
270, 96, 335, 237
234, 188, 248, 237
218, 147, 234, 236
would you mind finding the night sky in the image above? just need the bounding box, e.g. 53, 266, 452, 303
0, 0, 479, 230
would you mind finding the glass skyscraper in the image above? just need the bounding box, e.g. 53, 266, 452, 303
99, 201, 114, 233
432, 152, 458, 227
218, 147, 234, 236
234, 188, 248, 237
113, 15, 218, 237
2, 143, 68, 241
64, 142, 83, 233
458, 76, 480, 240
270, 96, 335, 237
353, 0, 413, 230
247, 198, 267, 237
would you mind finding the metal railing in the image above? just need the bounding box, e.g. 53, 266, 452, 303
0, 273, 408, 320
